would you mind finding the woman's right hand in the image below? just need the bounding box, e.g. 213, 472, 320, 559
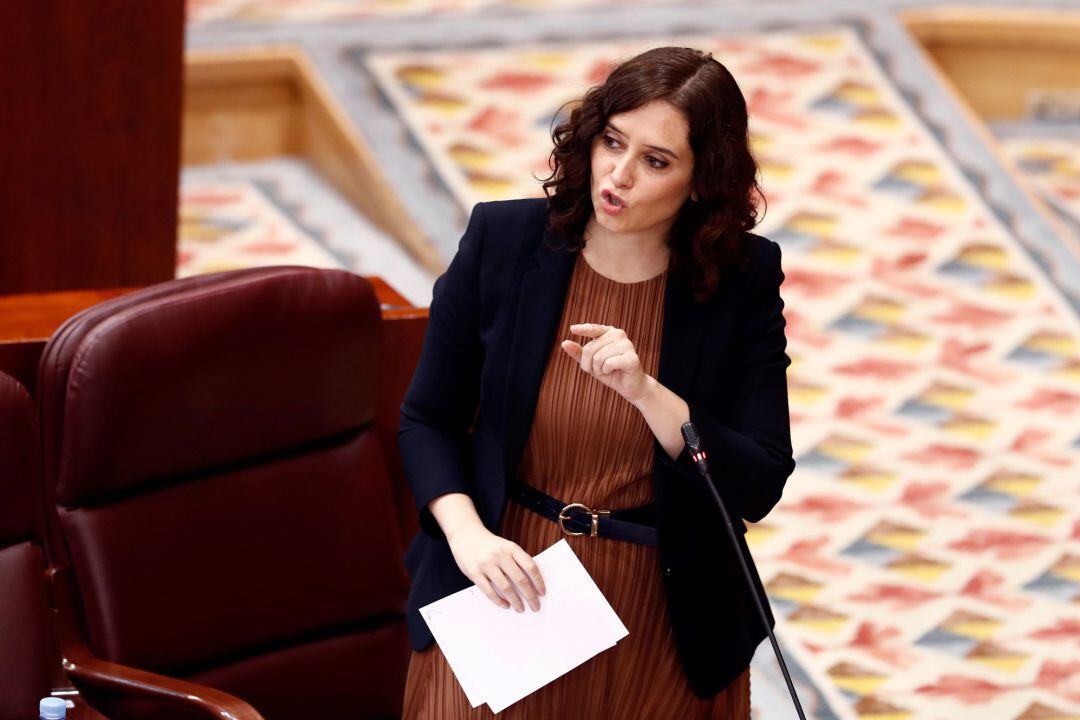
446, 525, 546, 613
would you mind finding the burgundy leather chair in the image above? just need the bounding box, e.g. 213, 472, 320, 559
36, 267, 410, 719
0, 370, 64, 719
1, 367, 259, 720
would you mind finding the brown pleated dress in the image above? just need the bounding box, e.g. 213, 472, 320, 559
402, 252, 751, 719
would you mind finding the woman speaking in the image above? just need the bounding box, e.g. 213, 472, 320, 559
398, 46, 796, 718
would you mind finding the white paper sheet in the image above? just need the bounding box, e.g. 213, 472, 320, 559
418, 538, 629, 714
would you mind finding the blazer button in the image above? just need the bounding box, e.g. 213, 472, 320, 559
663, 566, 673, 576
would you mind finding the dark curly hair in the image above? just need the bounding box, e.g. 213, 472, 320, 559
538, 46, 766, 303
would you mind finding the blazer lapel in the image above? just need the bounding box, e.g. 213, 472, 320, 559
501, 223, 577, 482
500, 220, 711, 488
656, 265, 709, 414
652, 259, 710, 509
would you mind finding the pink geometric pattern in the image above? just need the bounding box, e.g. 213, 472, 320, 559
178, 181, 343, 277
1001, 135, 1080, 237
364, 28, 1080, 719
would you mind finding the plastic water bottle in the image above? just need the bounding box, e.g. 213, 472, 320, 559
39, 697, 66, 720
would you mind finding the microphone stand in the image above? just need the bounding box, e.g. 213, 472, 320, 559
681, 422, 806, 720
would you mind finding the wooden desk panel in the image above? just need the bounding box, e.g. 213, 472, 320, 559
0, 277, 428, 397
0, 288, 138, 396
0, 1, 183, 293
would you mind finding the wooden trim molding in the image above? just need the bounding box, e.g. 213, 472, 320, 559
898, 7, 1080, 259
183, 46, 445, 276
899, 7, 1080, 121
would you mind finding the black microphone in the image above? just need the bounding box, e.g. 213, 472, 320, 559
681, 421, 807, 720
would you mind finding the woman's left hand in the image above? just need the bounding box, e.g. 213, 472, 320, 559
561, 323, 651, 405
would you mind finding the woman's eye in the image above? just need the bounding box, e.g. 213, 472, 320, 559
603, 135, 666, 168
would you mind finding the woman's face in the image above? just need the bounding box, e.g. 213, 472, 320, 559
589, 99, 696, 239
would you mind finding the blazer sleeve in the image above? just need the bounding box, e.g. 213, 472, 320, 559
398, 202, 487, 541
655, 239, 796, 523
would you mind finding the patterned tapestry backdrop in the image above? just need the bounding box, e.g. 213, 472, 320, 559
361, 27, 1080, 720
181, 4, 1080, 716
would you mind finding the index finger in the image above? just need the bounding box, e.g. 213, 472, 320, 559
570, 322, 611, 335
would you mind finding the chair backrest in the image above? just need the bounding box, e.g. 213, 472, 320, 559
0, 371, 62, 720
37, 267, 410, 719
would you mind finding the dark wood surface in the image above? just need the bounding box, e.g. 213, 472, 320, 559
0, 288, 137, 342
0, 287, 138, 395
0, 278, 419, 345
376, 297, 428, 549
0, 0, 184, 293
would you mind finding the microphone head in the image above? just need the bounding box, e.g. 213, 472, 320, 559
681, 422, 701, 451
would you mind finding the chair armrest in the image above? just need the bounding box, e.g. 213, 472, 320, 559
47, 566, 265, 720
61, 651, 264, 720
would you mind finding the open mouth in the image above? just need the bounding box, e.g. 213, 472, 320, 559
602, 189, 625, 208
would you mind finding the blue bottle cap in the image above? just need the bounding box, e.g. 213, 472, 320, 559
40, 697, 67, 719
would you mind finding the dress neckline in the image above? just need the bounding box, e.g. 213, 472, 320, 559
578, 251, 668, 286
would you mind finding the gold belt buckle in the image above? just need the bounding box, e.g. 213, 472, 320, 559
558, 502, 611, 537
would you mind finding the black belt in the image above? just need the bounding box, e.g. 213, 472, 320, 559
508, 479, 659, 548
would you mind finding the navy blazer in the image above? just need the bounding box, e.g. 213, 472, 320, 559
398, 196, 796, 698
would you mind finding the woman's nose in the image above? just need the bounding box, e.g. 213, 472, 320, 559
610, 155, 633, 188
